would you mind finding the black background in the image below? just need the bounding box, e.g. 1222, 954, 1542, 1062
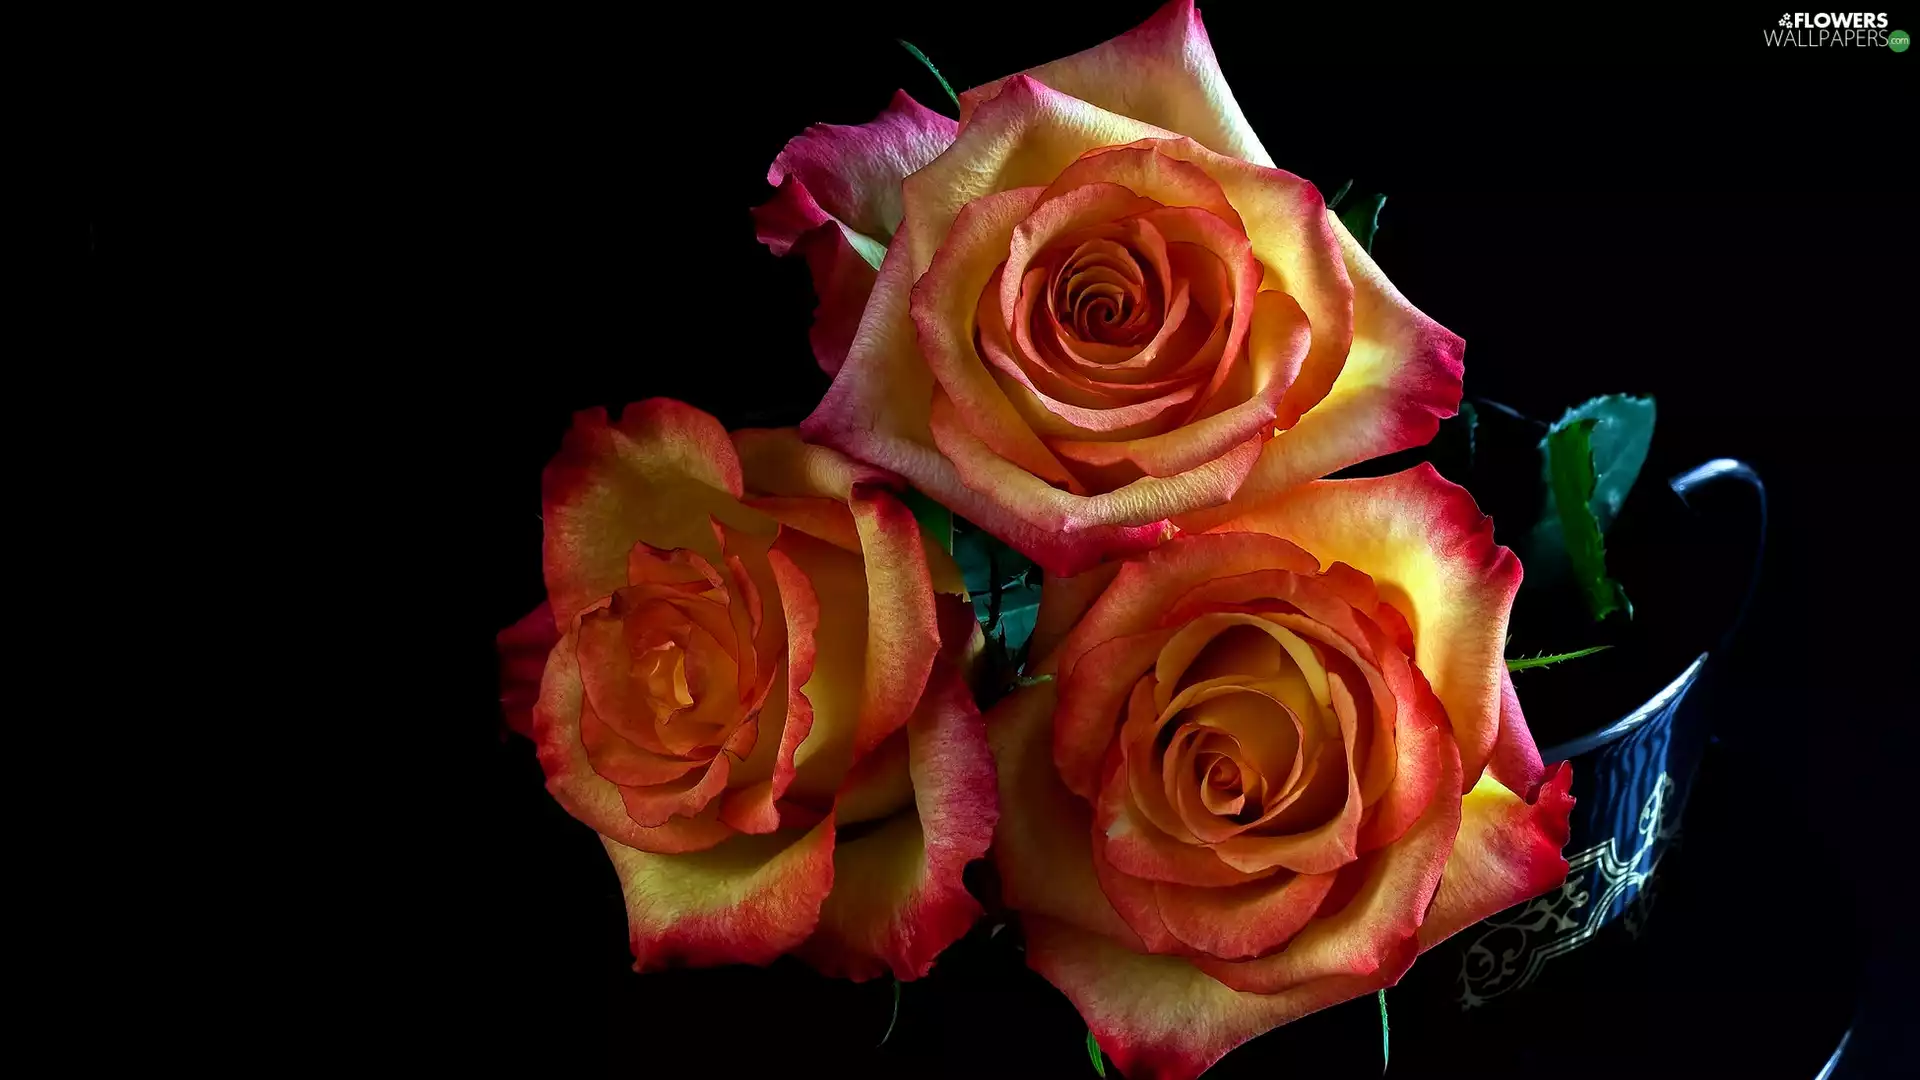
368, 4, 1918, 1077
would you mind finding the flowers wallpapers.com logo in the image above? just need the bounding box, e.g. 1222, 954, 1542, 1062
1764, 12, 1904, 47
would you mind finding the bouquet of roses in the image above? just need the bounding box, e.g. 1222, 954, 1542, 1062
495, 5, 1632, 1076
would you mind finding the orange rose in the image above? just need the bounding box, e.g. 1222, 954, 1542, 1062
770, 2, 1462, 575
989, 466, 1573, 1079
499, 400, 996, 978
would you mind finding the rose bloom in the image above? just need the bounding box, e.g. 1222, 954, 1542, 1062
988, 465, 1574, 1079
755, 1, 1462, 575
497, 400, 996, 978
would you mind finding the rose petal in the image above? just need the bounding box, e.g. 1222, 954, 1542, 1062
750, 171, 834, 258
1030, 560, 1123, 675
832, 727, 913, 826
1053, 532, 1319, 701
1348, 649, 1446, 853
846, 489, 942, 757
618, 754, 732, 827
543, 402, 761, 626
578, 704, 706, 787
742, 496, 863, 555
1096, 760, 1279, 887
778, 530, 871, 802
985, 682, 1144, 947
1036, 141, 1244, 231
1206, 677, 1362, 876
600, 815, 836, 972
1488, 666, 1550, 797
497, 602, 559, 739
718, 546, 820, 834
957, 0, 1273, 168
1056, 626, 1180, 800
533, 632, 736, 853
1193, 734, 1460, 993
797, 660, 998, 981
1416, 762, 1575, 951
1047, 289, 1307, 480
763, 89, 957, 249
1153, 868, 1338, 962
929, 386, 1263, 536
749, 169, 880, 374
1173, 216, 1465, 532
575, 587, 740, 757
732, 426, 898, 502
791, 222, 880, 375
1022, 914, 1417, 1080
1138, 140, 1354, 427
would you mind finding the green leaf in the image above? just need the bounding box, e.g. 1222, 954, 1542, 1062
1325, 178, 1353, 211
1521, 394, 1655, 595
901, 488, 953, 555
1549, 394, 1656, 534
898, 39, 960, 110
878, 978, 901, 1047
954, 523, 1038, 645
1545, 418, 1631, 621
1458, 400, 1479, 467
951, 521, 1046, 700
1086, 1029, 1107, 1077
1378, 990, 1390, 1074
996, 596, 1040, 658
1338, 192, 1387, 254
1507, 644, 1612, 672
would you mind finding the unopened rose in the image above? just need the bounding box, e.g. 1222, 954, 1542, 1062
989, 465, 1573, 1079
758, 1, 1463, 575
498, 400, 996, 978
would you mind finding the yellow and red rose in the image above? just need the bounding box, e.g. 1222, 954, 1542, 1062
988, 465, 1574, 1080
498, 400, 997, 979
757, 1, 1463, 575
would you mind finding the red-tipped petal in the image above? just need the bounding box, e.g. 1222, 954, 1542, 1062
542, 401, 758, 626
1417, 762, 1575, 951
1488, 666, 1550, 797
1022, 914, 1418, 1080
847, 488, 942, 758
752, 90, 956, 372
601, 815, 837, 972
497, 602, 559, 739
986, 682, 1143, 946
764, 89, 957, 245
791, 222, 881, 375
718, 546, 820, 834
732, 426, 899, 502
1174, 216, 1465, 534
1192, 733, 1461, 994
533, 631, 737, 854
957, 0, 1273, 168
798, 660, 998, 981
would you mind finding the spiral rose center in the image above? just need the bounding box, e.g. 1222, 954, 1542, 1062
1205, 757, 1240, 789
636, 636, 695, 717
1049, 237, 1162, 349
1127, 618, 1363, 846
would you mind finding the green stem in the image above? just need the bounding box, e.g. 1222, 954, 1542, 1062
1507, 645, 1612, 672
898, 40, 960, 110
